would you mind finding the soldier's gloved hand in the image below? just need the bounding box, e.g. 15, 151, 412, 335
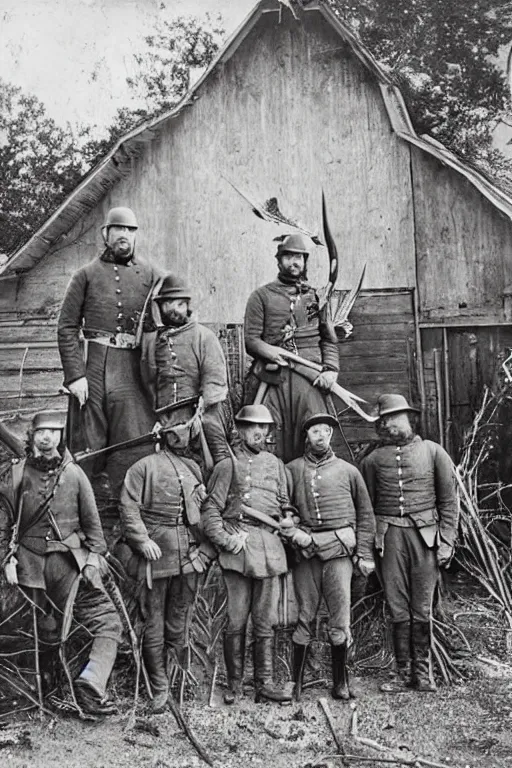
225, 532, 249, 555
140, 539, 162, 561
290, 529, 313, 548
313, 370, 338, 392
68, 376, 89, 407
4, 557, 18, 585
437, 542, 454, 568
265, 346, 289, 367
279, 517, 296, 538
358, 558, 376, 578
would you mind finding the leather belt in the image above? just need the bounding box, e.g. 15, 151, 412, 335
85, 330, 137, 349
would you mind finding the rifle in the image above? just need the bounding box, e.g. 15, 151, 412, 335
74, 431, 161, 464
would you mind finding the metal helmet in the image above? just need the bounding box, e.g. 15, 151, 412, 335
277, 233, 310, 256
302, 413, 338, 432
154, 274, 192, 302
32, 410, 67, 431
235, 405, 274, 424
103, 207, 138, 230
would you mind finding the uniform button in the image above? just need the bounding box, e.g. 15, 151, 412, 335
245, 475, 251, 481
397, 468, 403, 476
114, 265, 118, 271
115, 276, 120, 282
116, 289, 121, 294
244, 493, 250, 500
117, 301, 122, 307
117, 313, 123, 319
248, 459, 252, 464
116, 326, 122, 332
399, 496, 405, 502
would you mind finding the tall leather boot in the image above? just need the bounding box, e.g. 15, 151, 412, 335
380, 621, 413, 693
223, 632, 245, 705
253, 637, 292, 703
292, 643, 309, 701
331, 643, 355, 701
143, 643, 170, 713
412, 621, 437, 692
75, 637, 118, 715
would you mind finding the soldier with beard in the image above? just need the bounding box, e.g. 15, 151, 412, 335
141, 273, 230, 464
361, 394, 458, 693
0, 411, 122, 716
202, 405, 293, 705
244, 234, 340, 463
58, 207, 157, 522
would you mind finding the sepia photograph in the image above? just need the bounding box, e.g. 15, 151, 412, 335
1, 1, 512, 766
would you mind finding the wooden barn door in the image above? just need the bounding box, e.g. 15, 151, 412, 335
334, 288, 418, 459
421, 326, 512, 460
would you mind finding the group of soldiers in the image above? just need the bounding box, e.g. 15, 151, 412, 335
0, 206, 459, 717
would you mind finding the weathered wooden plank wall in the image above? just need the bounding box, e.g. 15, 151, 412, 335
1, 9, 415, 325
411, 147, 512, 323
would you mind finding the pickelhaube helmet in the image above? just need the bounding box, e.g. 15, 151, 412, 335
276, 233, 310, 256
31, 410, 67, 431
154, 274, 192, 302
103, 207, 138, 230
234, 405, 274, 424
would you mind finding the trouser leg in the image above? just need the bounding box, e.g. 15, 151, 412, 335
291, 558, 322, 700
322, 557, 355, 700
164, 573, 198, 659
142, 579, 169, 700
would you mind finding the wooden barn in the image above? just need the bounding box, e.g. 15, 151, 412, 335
2, 0, 512, 459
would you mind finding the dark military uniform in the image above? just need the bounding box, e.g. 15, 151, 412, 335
244, 279, 339, 463
141, 318, 230, 463
119, 450, 206, 703
58, 251, 157, 503
0, 451, 122, 702
361, 435, 458, 690
202, 445, 291, 701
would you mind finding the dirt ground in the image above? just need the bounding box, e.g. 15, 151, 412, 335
3, 667, 512, 768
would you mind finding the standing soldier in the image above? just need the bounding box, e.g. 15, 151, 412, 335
0, 411, 122, 716
202, 405, 293, 704
119, 430, 209, 713
244, 234, 340, 463
141, 273, 230, 464
57, 207, 157, 521
285, 413, 375, 701
361, 394, 458, 693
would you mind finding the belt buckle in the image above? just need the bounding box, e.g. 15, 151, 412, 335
114, 333, 136, 349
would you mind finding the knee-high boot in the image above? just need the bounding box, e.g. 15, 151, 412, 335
143, 643, 169, 712
331, 643, 355, 700
292, 643, 309, 701
380, 621, 413, 693
412, 621, 437, 692
75, 637, 118, 715
253, 637, 292, 703
223, 631, 245, 704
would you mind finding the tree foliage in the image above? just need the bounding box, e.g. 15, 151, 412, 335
0, 79, 86, 255
328, 0, 512, 169
82, 14, 224, 168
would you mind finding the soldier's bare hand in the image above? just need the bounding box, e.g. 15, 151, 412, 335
140, 540, 162, 561
265, 346, 289, 367
68, 376, 89, 407
313, 370, 338, 392
436, 543, 453, 568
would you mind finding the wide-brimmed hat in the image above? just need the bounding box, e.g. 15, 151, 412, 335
276, 233, 310, 256
235, 405, 274, 424
32, 410, 67, 431
154, 274, 192, 302
303, 413, 338, 432
374, 394, 420, 418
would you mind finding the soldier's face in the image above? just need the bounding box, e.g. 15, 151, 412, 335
106, 225, 136, 258
238, 422, 270, 449
376, 412, 413, 442
32, 428, 62, 457
278, 253, 306, 278
160, 298, 190, 326
307, 424, 333, 452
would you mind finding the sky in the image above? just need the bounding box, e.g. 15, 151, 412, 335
0, 0, 255, 132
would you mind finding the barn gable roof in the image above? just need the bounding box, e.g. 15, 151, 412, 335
3, 0, 512, 278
